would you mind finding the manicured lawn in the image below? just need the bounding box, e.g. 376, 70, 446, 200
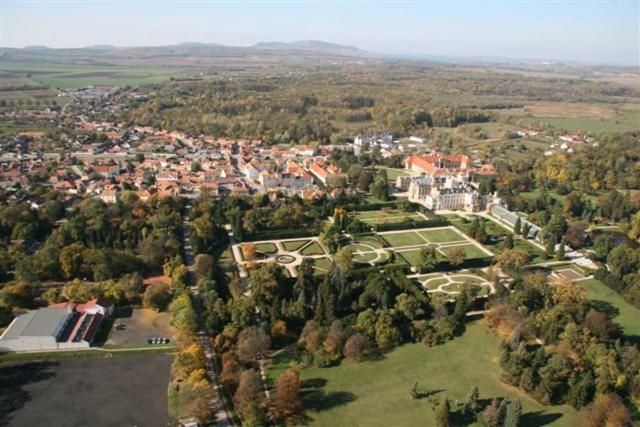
418, 228, 464, 243
300, 241, 326, 256
283, 239, 311, 252
422, 277, 449, 290
256, 242, 278, 254
578, 279, 640, 340
267, 321, 578, 426
449, 274, 484, 284
397, 250, 422, 267
374, 166, 410, 180
440, 244, 489, 260
353, 252, 379, 263
381, 231, 426, 247
311, 257, 333, 273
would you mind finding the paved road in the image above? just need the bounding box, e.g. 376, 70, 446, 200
182, 206, 234, 426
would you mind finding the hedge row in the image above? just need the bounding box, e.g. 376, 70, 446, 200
371, 219, 449, 232
242, 228, 318, 242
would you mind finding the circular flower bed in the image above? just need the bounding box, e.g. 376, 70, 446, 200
276, 254, 295, 264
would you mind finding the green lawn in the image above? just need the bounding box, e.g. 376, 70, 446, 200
283, 239, 311, 252
311, 257, 333, 273
301, 242, 326, 256
418, 228, 464, 243
422, 277, 449, 290
267, 321, 578, 426
578, 279, 640, 340
440, 244, 489, 260
256, 242, 278, 254
374, 166, 410, 180
381, 231, 426, 247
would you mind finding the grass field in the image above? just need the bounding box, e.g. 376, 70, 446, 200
267, 321, 578, 426
418, 228, 464, 243
381, 231, 426, 247
373, 166, 411, 180
355, 210, 423, 225
523, 109, 640, 134
300, 241, 326, 256
283, 239, 311, 252
255, 242, 278, 254
439, 244, 489, 260
578, 279, 640, 340
2, 62, 193, 89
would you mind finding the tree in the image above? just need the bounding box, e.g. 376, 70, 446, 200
143, 282, 171, 311
274, 369, 305, 423
234, 369, 264, 424
355, 308, 377, 339
504, 234, 515, 250
334, 246, 353, 274
470, 217, 488, 244
300, 319, 322, 353
447, 246, 466, 267
504, 399, 522, 427
374, 310, 401, 349
545, 235, 556, 258
236, 326, 271, 363
580, 394, 631, 427
344, 333, 369, 361
194, 254, 215, 283
495, 248, 530, 272
462, 386, 480, 418
417, 246, 439, 273
372, 173, 390, 201
395, 293, 421, 320
513, 217, 522, 235
323, 320, 345, 359
435, 396, 451, 427
555, 239, 566, 261
315, 276, 335, 325
481, 398, 503, 427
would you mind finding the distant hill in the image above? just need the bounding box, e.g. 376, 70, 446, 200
0, 41, 374, 67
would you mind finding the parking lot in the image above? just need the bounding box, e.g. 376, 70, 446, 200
106, 307, 175, 346
0, 354, 173, 426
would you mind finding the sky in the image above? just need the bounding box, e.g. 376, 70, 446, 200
1, 0, 639, 65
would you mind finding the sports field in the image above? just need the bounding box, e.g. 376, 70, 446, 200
266, 321, 578, 427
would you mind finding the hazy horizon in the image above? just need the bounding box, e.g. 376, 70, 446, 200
2, 0, 639, 66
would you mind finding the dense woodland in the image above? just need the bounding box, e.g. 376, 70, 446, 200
117, 65, 640, 144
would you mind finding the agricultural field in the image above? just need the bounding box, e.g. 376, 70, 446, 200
2, 62, 194, 90
522, 109, 640, 134
266, 321, 579, 427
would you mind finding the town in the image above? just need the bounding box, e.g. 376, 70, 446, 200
1, 5, 639, 425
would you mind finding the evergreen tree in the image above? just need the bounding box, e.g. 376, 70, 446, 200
314, 276, 335, 325
555, 238, 566, 261
513, 217, 522, 235
545, 235, 556, 258
504, 234, 515, 250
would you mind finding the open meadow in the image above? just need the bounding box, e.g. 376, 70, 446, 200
267, 321, 579, 427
